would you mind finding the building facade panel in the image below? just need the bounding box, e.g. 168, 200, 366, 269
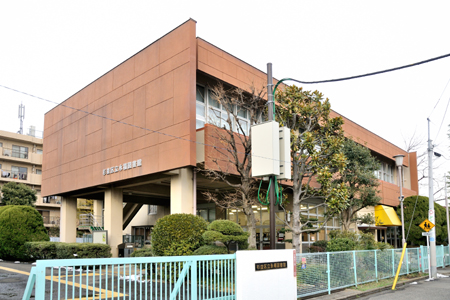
42, 19, 198, 196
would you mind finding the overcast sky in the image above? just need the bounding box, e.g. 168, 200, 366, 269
1, 1, 449, 200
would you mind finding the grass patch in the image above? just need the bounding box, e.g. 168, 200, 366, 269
350, 273, 424, 291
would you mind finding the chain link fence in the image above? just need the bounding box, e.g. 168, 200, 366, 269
296, 245, 450, 298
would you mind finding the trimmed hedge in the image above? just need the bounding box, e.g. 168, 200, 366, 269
152, 214, 208, 256
202, 220, 249, 253
25, 242, 111, 259
131, 248, 154, 257
193, 245, 228, 255
0, 205, 49, 261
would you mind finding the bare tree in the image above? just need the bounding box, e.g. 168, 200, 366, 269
202, 83, 266, 249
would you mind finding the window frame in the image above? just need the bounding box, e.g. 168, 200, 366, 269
11, 165, 27, 180
12, 145, 28, 159
195, 84, 251, 135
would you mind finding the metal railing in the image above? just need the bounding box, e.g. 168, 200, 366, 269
42, 197, 62, 205
0, 169, 27, 180
2, 147, 28, 159
123, 235, 145, 248
78, 213, 104, 229
23, 254, 236, 300
296, 245, 450, 298
42, 216, 60, 225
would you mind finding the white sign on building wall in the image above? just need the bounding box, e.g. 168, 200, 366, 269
103, 159, 142, 176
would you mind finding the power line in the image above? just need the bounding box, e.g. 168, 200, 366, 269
277, 52, 450, 85
429, 77, 450, 119
434, 96, 450, 141
0, 84, 281, 164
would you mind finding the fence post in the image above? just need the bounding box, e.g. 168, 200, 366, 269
353, 251, 358, 287
406, 248, 409, 274
327, 252, 331, 295
34, 264, 46, 300
374, 250, 378, 282
192, 259, 198, 300
420, 246, 424, 273
417, 248, 420, 273
392, 249, 395, 277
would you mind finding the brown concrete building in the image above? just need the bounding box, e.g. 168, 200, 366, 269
42, 20, 418, 255
0, 129, 61, 229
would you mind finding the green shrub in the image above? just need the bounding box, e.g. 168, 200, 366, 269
25, 242, 111, 259
193, 245, 228, 255
311, 240, 328, 252
376, 242, 393, 251
25, 242, 58, 259
0, 206, 49, 261
327, 238, 356, 252
202, 220, 249, 253
152, 214, 208, 256
131, 248, 154, 257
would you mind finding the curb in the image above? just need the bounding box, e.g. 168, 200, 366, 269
340, 275, 429, 300
302, 275, 429, 300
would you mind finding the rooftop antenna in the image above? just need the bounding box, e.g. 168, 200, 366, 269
18, 103, 25, 134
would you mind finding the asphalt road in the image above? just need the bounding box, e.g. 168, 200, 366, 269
0, 261, 31, 300
358, 276, 450, 300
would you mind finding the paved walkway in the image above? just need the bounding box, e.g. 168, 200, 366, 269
304, 266, 450, 300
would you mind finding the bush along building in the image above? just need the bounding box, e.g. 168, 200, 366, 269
0, 129, 62, 232
42, 20, 418, 257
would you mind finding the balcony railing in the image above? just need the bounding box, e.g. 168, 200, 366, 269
0, 169, 28, 180
42, 216, 60, 226
2, 148, 28, 159
41, 196, 61, 205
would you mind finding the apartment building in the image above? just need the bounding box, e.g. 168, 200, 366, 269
0, 129, 61, 229
42, 20, 418, 256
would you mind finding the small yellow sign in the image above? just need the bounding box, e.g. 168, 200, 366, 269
419, 219, 435, 232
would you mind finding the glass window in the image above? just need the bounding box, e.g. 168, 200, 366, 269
12, 145, 28, 159
208, 107, 221, 126
0, 142, 2, 147
37, 149, 43, 154
197, 207, 216, 223
196, 85, 252, 134
196, 86, 205, 103
208, 91, 220, 108
196, 119, 205, 130
36, 169, 42, 175
196, 102, 205, 118
196, 85, 206, 129
148, 205, 158, 215
11, 166, 27, 180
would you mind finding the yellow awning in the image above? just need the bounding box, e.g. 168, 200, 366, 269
374, 205, 402, 226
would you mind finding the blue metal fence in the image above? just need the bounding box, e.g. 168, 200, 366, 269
23, 254, 236, 300
296, 245, 450, 298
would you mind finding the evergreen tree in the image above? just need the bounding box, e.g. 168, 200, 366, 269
1, 182, 37, 206
335, 139, 381, 230
399, 195, 447, 246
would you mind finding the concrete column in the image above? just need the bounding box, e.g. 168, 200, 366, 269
60, 197, 77, 243
93, 200, 104, 225
170, 168, 194, 214
104, 188, 123, 257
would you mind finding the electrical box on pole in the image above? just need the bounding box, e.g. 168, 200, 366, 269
251, 122, 291, 179
251, 121, 280, 177
278, 127, 291, 180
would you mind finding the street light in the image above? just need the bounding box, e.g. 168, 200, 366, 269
394, 154, 405, 247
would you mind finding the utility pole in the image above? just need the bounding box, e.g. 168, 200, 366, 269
427, 118, 437, 278
267, 63, 276, 250
445, 175, 450, 250
394, 155, 405, 246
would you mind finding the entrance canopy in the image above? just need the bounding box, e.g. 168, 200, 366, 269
374, 205, 401, 226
